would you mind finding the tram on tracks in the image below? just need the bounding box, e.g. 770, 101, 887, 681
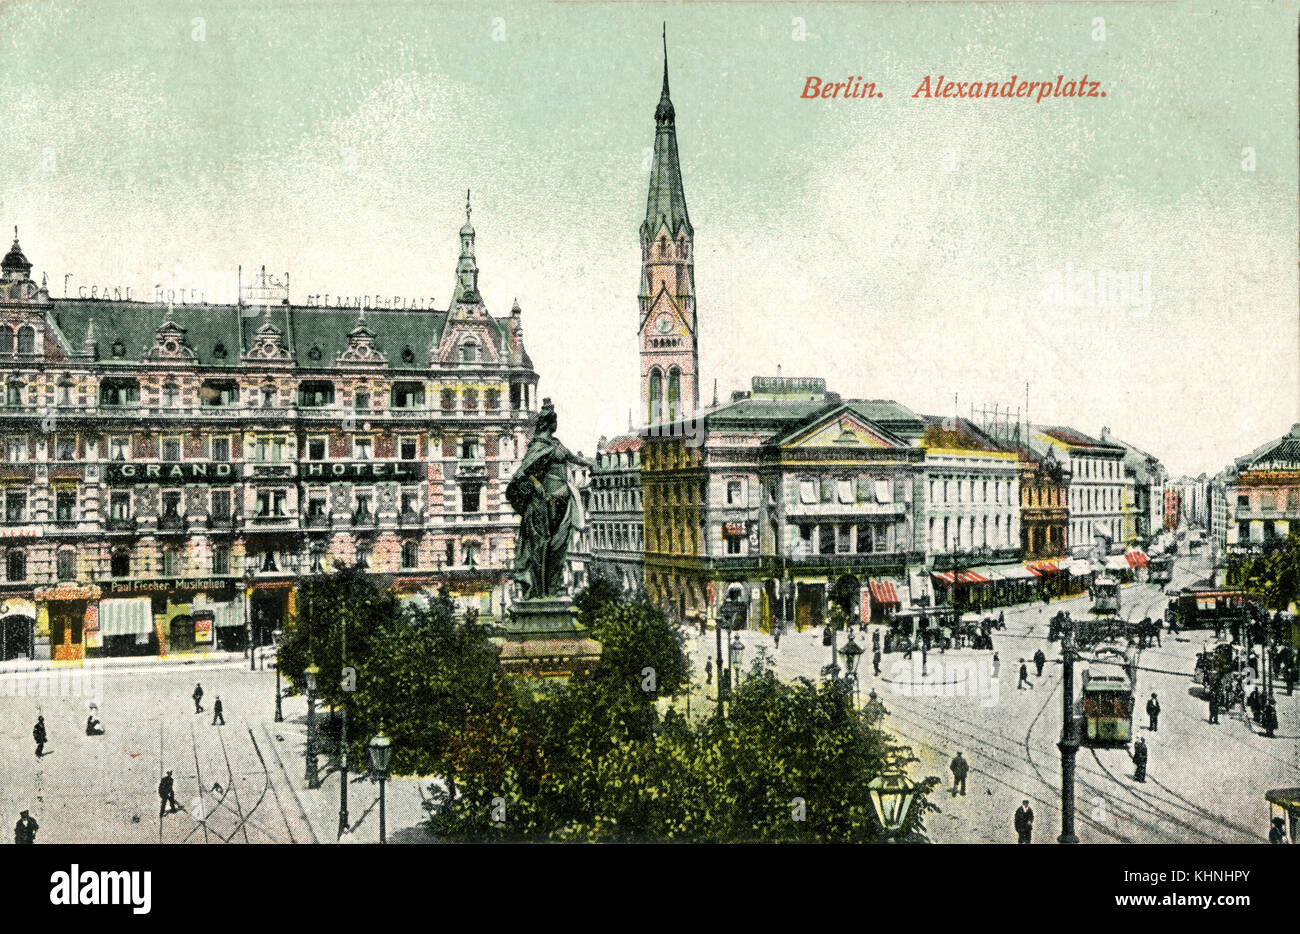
1077, 619, 1140, 747
1147, 555, 1174, 588
1090, 575, 1121, 616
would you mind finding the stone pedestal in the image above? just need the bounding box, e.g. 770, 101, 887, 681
495, 597, 601, 677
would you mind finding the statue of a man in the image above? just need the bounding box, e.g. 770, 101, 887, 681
506, 399, 591, 600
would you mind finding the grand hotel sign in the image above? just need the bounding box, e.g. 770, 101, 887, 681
105, 461, 426, 484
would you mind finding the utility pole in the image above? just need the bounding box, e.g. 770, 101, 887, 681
1057, 616, 1080, 844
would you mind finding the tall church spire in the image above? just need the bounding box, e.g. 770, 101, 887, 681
452, 189, 481, 305
638, 27, 698, 428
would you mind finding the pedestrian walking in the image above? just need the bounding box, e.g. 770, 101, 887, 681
704, 658, 713, 685
1033, 649, 1046, 678
872, 649, 881, 677
991, 652, 1000, 679
949, 752, 969, 796
1132, 737, 1148, 783
211, 696, 225, 726
1248, 687, 1262, 723
158, 771, 179, 817
1261, 699, 1278, 738
192, 682, 204, 714
872, 628, 880, 653
698, 616, 706, 637
1145, 693, 1160, 731
1014, 800, 1034, 844
998, 611, 1005, 629
1208, 691, 1219, 724
1017, 660, 1034, 690
32, 715, 46, 757
1269, 816, 1288, 844
1152, 618, 1163, 647
13, 810, 37, 845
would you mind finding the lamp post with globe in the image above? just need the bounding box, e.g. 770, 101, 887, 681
368, 733, 393, 844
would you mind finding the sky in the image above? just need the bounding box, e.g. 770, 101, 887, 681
0, 0, 1295, 476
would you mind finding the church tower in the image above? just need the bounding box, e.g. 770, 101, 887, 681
639, 30, 698, 427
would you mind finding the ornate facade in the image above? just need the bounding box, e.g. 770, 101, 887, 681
0, 212, 538, 662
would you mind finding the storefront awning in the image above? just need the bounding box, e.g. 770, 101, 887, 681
1027, 561, 1061, 574
1125, 550, 1148, 569
869, 580, 900, 605
98, 597, 154, 637
1104, 555, 1130, 572
998, 564, 1039, 581
1067, 560, 1095, 577
931, 570, 990, 585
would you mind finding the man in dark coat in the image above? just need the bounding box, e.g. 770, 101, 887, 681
211, 696, 225, 726
1145, 693, 1160, 731
1033, 649, 1046, 678
1132, 737, 1148, 782
1018, 660, 1034, 690
872, 649, 882, 677
1014, 800, 1034, 843
1208, 691, 1219, 724
1248, 687, 1262, 723
32, 715, 46, 757
950, 752, 969, 796
704, 658, 713, 685
1261, 700, 1278, 738
14, 810, 37, 844
1269, 817, 1288, 844
872, 628, 881, 653
159, 771, 178, 817
193, 682, 204, 714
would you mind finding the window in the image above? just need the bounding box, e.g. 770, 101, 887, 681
726, 535, 742, 555
210, 489, 231, 520
4, 437, 24, 463
837, 479, 854, 505
461, 483, 482, 513
441, 388, 456, 412
255, 490, 286, 518
485, 388, 500, 411
459, 437, 479, 461
820, 480, 834, 504
353, 491, 373, 519
5, 382, 22, 407
57, 380, 74, 406
199, 380, 238, 407
55, 490, 75, 522
99, 379, 139, 406
445, 541, 455, 567
160, 437, 182, 462
56, 435, 76, 461
210, 437, 230, 462
391, 382, 424, 409
462, 541, 480, 566
161, 383, 179, 408
110, 492, 130, 520
297, 381, 335, 407
353, 436, 373, 460
356, 543, 370, 569
799, 479, 817, 504
818, 524, 836, 555
462, 389, 478, 411
354, 390, 370, 411
399, 436, 418, 461
161, 491, 181, 519
6, 550, 25, 582
1236, 493, 1250, 509
875, 480, 893, 503
400, 488, 419, 516
253, 436, 284, 463
56, 549, 76, 581
162, 548, 183, 577
5, 492, 25, 522
260, 550, 279, 572
16, 326, 34, 354
460, 340, 478, 363
260, 385, 277, 407
306, 494, 327, 518
109, 436, 130, 461
212, 545, 230, 576
401, 540, 419, 569
0, 330, 10, 354
859, 522, 875, 553
111, 549, 131, 578
726, 480, 744, 506
836, 525, 851, 553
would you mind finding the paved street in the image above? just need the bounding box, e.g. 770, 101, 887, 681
679, 549, 1299, 843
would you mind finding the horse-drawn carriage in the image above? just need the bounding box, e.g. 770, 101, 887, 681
882, 608, 960, 654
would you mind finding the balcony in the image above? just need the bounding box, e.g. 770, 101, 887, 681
206, 514, 236, 531
106, 517, 138, 533
303, 512, 332, 529
399, 510, 424, 528
158, 514, 187, 533
351, 510, 376, 528
248, 513, 293, 528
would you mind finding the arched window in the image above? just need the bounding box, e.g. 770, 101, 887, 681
16, 326, 34, 354
111, 549, 131, 578
56, 549, 77, 581
667, 368, 681, 423
648, 368, 663, 426
461, 340, 479, 363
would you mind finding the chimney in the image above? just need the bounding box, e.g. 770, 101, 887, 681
1100, 426, 1110, 441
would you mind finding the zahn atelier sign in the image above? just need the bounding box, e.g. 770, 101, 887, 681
106, 461, 426, 484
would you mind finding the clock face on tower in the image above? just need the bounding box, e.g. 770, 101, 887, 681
655, 314, 674, 334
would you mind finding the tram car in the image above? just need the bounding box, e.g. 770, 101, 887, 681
1081, 669, 1134, 744
1166, 589, 1257, 631
1147, 555, 1174, 587
1090, 575, 1121, 616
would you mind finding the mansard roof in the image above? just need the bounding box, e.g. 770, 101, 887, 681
45, 299, 520, 371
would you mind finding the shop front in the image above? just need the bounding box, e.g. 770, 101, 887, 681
36, 585, 100, 663
96, 597, 156, 657
100, 578, 240, 658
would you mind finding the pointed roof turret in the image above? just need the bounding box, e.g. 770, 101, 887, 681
642, 26, 691, 241
451, 190, 481, 307
2, 227, 32, 280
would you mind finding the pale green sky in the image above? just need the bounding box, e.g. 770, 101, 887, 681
0, 0, 1296, 474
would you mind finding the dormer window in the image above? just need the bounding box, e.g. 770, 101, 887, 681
401, 345, 416, 365
16, 326, 34, 354
111, 339, 125, 358
460, 340, 479, 363
307, 345, 322, 361
297, 381, 335, 407
212, 342, 228, 359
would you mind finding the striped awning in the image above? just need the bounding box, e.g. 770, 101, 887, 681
998, 564, 1039, 581
1027, 561, 1060, 574
98, 597, 154, 637
211, 598, 243, 628
869, 580, 900, 605
1125, 550, 1148, 569
931, 570, 991, 585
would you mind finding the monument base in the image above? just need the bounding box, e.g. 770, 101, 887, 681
494, 597, 602, 677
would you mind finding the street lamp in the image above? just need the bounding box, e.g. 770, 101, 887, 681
368, 733, 393, 844
868, 768, 917, 842
728, 632, 744, 686
304, 664, 320, 789
271, 628, 284, 723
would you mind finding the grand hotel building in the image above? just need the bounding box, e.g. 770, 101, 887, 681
0, 210, 538, 662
